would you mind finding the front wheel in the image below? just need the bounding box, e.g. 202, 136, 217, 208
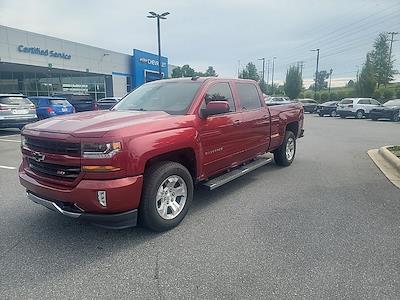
318, 112, 324, 117
392, 113, 399, 122
139, 161, 193, 231
274, 131, 296, 166
330, 110, 337, 117
355, 110, 364, 119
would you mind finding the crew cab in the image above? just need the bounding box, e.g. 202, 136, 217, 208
19, 78, 304, 231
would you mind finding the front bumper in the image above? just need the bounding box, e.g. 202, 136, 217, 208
27, 192, 137, 229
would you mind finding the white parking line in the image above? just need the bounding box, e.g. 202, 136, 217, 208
0, 165, 16, 170
0, 139, 20, 143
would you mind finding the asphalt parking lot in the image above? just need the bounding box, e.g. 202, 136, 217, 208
1, 115, 400, 299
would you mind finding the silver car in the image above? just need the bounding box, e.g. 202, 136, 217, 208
0, 94, 37, 129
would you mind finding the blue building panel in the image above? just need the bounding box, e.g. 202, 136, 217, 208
132, 49, 168, 89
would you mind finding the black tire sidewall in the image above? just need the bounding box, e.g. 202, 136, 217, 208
140, 162, 193, 231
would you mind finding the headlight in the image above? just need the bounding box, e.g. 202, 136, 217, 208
82, 142, 121, 158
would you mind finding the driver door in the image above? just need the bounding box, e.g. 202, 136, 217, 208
198, 82, 243, 178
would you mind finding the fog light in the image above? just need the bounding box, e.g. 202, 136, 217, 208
97, 191, 107, 207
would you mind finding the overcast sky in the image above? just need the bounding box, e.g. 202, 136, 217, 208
1, 0, 399, 86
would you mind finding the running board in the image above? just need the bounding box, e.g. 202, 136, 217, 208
201, 156, 273, 190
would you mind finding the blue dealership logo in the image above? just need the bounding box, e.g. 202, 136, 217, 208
17, 45, 71, 60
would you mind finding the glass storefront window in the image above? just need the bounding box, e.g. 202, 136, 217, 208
0, 67, 107, 100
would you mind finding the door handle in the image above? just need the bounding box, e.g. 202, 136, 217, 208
233, 120, 241, 126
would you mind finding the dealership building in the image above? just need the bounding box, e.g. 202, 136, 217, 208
0, 25, 171, 100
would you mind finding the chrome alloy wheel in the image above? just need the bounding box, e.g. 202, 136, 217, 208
286, 137, 295, 161
156, 175, 187, 220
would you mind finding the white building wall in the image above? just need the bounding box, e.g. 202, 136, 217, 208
0, 25, 131, 76
112, 75, 129, 98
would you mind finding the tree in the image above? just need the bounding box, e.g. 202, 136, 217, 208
284, 65, 303, 99
316, 70, 329, 91
204, 66, 217, 77
259, 80, 267, 94
356, 53, 376, 97
171, 66, 182, 78
181, 65, 196, 77
239, 62, 259, 81
370, 33, 396, 88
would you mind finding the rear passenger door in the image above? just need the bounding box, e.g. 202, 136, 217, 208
235, 82, 270, 161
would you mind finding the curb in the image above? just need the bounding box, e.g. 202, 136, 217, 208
378, 146, 400, 174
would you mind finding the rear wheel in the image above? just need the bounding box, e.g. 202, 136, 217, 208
318, 112, 324, 117
355, 110, 364, 119
274, 131, 296, 166
330, 110, 337, 117
139, 161, 193, 231
392, 113, 400, 122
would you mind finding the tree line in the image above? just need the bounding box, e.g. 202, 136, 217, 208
238, 32, 398, 102
171, 65, 217, 78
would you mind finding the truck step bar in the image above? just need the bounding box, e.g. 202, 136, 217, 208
201, 156, 273, 190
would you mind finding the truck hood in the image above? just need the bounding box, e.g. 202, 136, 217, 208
24, 110, 177, 138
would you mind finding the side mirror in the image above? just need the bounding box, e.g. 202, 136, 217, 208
201, 101, 230, 118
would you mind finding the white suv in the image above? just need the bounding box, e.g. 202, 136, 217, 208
336, 98, 381, 119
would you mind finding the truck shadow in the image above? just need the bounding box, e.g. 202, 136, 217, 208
6, 162, 281, 287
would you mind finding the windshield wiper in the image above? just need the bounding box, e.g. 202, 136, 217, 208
128, 108, 147, 111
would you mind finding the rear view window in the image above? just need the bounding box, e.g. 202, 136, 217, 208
0, 96, 32, 105
236, 83, 261, 110
340, 99, 353, 104
50, 99, 69, 105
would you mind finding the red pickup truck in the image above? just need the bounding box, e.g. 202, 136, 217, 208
19, 78, 304, 231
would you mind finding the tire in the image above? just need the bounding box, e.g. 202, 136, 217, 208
355, 110, 364, 119
392, 113, 399, 122
318, 112, 324, 117
273, 131, 296, 167
139, 161, 193, 231
340, 115, 346, 119
371, 117, 378, 121
330, 110, 337, 117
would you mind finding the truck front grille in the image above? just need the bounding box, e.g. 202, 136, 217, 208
25, 137, 81, 156
28, 158, 81, 181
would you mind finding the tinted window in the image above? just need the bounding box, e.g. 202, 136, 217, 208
358, 99, 370, 104
370, 99, 381, 105
340, 99, 354, 104
236, 83, 261, 110
114, 81, 201, 115
50, 99, 69, 105
0, 96, 31, 105
204, 83, 235, 112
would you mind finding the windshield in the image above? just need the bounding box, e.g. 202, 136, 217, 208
340, 99, 354, 104
114, 81, 201, 115
384, 100, 400, 107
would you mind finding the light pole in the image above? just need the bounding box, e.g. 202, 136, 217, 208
258, 58, 265, 83
328, 68, 333, 95
311, 49, 320, 100
147, 11, 170, 79
271, 57, 276, 95
266, 59, 270, 85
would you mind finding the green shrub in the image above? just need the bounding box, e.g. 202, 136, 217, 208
320, 92, 329, 102
329, 93, 339, 101
372, 89, 382, 100
304, 91, 313, 99
298, 92, 305, 99
337, 91, 346, 100
396, 89, 400, 98
383, 89, 394, 100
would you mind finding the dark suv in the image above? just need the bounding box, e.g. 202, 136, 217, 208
52, 93, 97, 112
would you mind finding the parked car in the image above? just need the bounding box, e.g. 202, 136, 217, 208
316, 101, 339, 117
19, 78, 304, 231
297, 99, 318, 113
369, 99, 400, 122
0, 94, 37, 129
52, 93, 97, 112
29, 96, 75, 119
336, 98, 381, 119
97, 97, 121, 110
265, 96, 293, 106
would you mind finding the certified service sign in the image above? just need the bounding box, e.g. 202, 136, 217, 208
18, 45, 72, 60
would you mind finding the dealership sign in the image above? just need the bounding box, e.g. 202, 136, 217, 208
17, 45, 71, 60
139, 57, 166, 67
